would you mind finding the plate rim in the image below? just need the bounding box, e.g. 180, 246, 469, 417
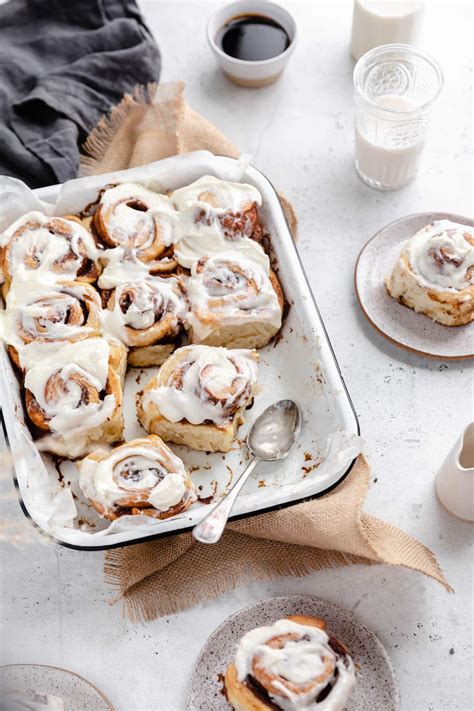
354, 211, 474, 361
0, 663, 115, 710
187, 593, 400, 711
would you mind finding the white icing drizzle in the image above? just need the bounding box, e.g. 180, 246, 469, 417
406, 220, 474, 292
144, 344, 258, 426
79, 441, 194, 515
0, 211, 99, 282
100, 275, 187, 346
186, 252, 282, 340
98, 246, 153, 288
23, 339, 115, 437
172, 175, 262, 213
97, 182, 180, 251
0, 272, 100, 365
235, 619, 356, 711
171, 175, 268, 270
2, 690, 65, 711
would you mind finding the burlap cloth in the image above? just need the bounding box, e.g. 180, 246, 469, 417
80, 82, 450, 621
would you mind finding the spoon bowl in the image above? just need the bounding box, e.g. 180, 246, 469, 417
248, 399, 302, 461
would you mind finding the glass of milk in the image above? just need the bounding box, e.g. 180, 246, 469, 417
353, 43, 443, 190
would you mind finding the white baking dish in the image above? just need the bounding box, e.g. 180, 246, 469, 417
0, 152, 361, 550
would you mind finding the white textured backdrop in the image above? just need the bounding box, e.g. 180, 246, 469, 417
0, 2, 472, 709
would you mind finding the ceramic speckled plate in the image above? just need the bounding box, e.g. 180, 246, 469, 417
188, 595, 400, 710
0, 664, 114, 710
355, 212, 474, 360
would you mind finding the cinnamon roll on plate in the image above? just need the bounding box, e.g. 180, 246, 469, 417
78, 435, 196, 521
171, 175, 269, 270
23, 338, 126, 458
100, 275, 187, 367
224, 615, 356, 711
2, 689, 66, 710
137, 344, 259, 452
0, 212, 101, 292
92, 182, 179, 272
185, 253, 283, 349
386, 220, 474, 326
1, 276, 102, 369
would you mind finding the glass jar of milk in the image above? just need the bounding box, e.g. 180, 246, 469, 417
353, 44, 443, 190
350, 0, 425, 61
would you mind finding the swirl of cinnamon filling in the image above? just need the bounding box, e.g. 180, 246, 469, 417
230, 616, 356, 711
78, 435, 196, 520
0, 212, 100, 285
186, 253, 283, 341
406, 220, 474, 291
143, 344, 258, 426
23, 339, 119, 439
2, 279, 101, 368
92, 183, 179, 269
171, 176, 268, 269
101, 276, 187, 348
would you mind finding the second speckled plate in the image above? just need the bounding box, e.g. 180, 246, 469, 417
188, 594, 399, 710
355, 212, 473, 360
0, 665, 114, 710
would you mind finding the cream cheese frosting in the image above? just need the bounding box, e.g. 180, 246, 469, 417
172, 175, 262, 214
405, 220, 474, 292
235, 619, 356, 711
23, 338, 116, 438
185, 252, 282, 340
79, 442, 193, 515
171, 175, 269, 270
144, 344, 258, 426
0, 272, 100, 365
96, 182, 180, 251
0, 211, 99, 283
100, 275, 187, 346
2, 690, 66, 711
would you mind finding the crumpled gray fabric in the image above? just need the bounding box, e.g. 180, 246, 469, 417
0, 0, 161, 188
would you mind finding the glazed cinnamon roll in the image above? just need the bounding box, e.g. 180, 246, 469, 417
2, 278, 101, 369
92, 182, 179, 271
224, 615, 356, 711
0, 211, 101, 289
78, 435, 196, 521
2, 689, 66, 710
100, 275, 187, 367
171, 176, 269, 269
137, 344, 259, 452
185, 253, 283, 349
23, 338, 126, 458
386, 220, 474, 326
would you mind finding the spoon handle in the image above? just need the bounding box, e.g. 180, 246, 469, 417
192, 456, 259, 544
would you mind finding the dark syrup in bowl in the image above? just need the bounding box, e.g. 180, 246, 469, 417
217, 14, 291, 62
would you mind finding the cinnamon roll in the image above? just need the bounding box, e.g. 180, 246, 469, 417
137, 344, 259, 452
171, 176, 269, 270
2, 277, 101, 369
185, 253, 283, 348
386, 220, 474, 326
23, 338, 126, 458
2, 689, 66, 710
78, 435, 196, 521
100, 275, 187, 367
92, 182, 179, 271
0, 212, 101, 289
224, 615, 356, 711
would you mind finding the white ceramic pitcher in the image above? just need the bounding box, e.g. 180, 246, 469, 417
435, 423, 474, 522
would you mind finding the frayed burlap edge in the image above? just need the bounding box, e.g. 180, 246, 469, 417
80, 83, 159, 176
104, 544, 374, 622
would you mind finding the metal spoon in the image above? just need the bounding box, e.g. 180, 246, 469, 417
192, 399, 302, 545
